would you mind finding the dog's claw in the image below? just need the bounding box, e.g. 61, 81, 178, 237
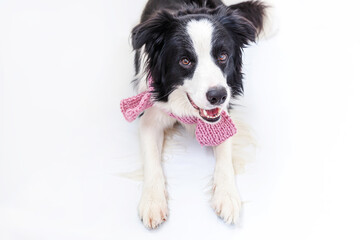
211, 185, 242, 224
138, 189, 168, 229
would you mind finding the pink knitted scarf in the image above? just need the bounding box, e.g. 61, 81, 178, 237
120, 78, 237, 146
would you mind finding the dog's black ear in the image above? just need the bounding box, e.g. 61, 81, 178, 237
212, 6, 257, 46
131, 10, 177, 50
213, 2, 266, 46
228, 0, 267, 38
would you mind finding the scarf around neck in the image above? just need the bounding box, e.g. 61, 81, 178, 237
120, 77, 237, 146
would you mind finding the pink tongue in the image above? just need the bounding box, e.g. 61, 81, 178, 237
205, 108, 219, 117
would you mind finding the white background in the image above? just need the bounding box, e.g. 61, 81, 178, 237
1, 0, 360, 239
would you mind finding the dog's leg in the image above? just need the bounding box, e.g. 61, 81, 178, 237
138, 107, 174, 229
211, 137, 242, 224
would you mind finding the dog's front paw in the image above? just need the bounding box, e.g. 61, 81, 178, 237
138, 188, 168, 229
211, 184, 242, 224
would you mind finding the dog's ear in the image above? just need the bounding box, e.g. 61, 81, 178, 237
228, 0, 267, 38
214, 1, 267, 46
131, 10, 177, 50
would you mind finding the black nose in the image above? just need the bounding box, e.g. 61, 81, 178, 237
206, 87, 227, 105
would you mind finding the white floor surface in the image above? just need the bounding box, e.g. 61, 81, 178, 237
1, 0, 360, 239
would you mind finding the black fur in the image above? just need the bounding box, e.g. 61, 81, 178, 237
132, 0, 267, 101
229, 1, 267, 35
140, 0, 224, 23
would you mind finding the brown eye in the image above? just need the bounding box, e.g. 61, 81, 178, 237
218, 53, 228, 62
180, 58, 191, 66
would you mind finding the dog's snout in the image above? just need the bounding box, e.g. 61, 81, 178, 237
206, 86, 227, 105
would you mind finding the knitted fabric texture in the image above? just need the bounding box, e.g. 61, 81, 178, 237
120, 91, 153, 122
120, 79, 237, 146
169, 111, 237, 146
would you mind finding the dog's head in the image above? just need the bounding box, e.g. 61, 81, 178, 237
132, 1, 267, 123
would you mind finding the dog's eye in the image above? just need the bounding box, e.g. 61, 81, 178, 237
218, 53, 228, 63
180, 58, 191, 66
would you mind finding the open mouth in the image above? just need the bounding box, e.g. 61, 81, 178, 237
187, 94, 221, 122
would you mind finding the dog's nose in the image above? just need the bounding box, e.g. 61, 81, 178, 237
206, 86, 227, 105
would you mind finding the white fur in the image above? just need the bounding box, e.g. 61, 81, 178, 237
136, 47, 149, 93
155, 86, 199, 117
212, 138, 242, 224
138, 107, 176, 229
183, 19, 231, 110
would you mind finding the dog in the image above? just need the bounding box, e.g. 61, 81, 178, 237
121, 0, 267, 229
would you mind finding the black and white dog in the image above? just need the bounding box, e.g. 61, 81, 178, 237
128, 0, 266, 229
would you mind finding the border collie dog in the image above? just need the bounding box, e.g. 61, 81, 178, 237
125, 0, 266, 229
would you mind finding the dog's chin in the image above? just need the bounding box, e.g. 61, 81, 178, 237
186, 94, 222, 123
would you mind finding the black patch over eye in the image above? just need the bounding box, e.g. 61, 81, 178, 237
218, 53, 228, 63
180, 57, 192, 67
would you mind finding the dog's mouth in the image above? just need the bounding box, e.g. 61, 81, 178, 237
187, 94, 221, 123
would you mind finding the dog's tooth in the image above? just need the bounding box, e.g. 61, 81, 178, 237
202, 109, 208, 117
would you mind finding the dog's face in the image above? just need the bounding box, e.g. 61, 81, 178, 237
132, 4, 265, 123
